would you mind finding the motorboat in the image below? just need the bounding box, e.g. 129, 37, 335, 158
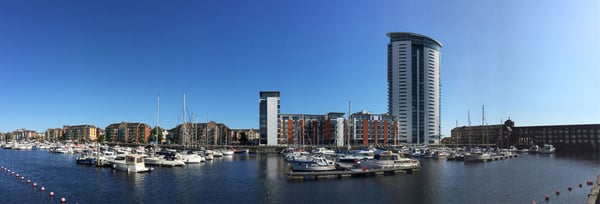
233, 148, 250, 154
289, 156, 337, 172
312, 147, 336, 155
221, 148, 234, 156
338, 150, 375, 163
76, 150, 97, 165
432, 151, 450, 159
540, 144, 556, 154
464, 151, 491, 162
112, 155, 153, 173
529, 145, 540, 153
357, 151, 420, 169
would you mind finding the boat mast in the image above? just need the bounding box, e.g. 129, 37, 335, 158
156, 95, 160, 145
347, 101, 351, 150
468, 110, 471, 149
182, 93, 187, 149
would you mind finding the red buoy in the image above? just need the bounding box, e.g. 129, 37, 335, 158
32, 183, 37, 187
532, 201, 536, 204
21, 176, 24, 180
568, 186, 572, 191
40, 187, 45, 191
587, 180, 594, 185
555, 189, 560, 195
580, 183, 584, 188
545, 194, 550, 201
60, 197, 66, 203
27, 179, 30, 184
50, 192, 55, 197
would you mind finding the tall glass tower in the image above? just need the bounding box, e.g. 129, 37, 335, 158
387, 32, 442, 144
259, 91, 280, 145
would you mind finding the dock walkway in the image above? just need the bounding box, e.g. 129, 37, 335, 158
473, 154, 519, 162
286, 166, 420, 180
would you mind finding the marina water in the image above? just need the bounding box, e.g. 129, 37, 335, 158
1, 149, 599, 203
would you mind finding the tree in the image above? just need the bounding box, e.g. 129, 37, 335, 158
240, 132, 248, 145
151, 127, 163, 143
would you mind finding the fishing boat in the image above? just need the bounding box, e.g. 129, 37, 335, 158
112, 155, 153, 173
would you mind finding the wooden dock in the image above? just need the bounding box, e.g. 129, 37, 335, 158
286, 166, 420, 180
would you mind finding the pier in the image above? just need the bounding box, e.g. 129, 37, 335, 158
470, 154, 519, 162
587, 175, 600, 204
286, 166, 421, 180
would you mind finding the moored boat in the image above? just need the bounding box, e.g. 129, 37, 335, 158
289, 156, 337, 172
540, 144, 556, 154
112, 155, 153, 173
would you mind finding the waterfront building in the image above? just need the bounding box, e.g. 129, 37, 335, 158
387, 32, 442, 144
259, 91, 280, 145
279, 112, 345, 146
45, 128, 63, 141
104, 122, 151, 143
232, 129, 259, 145
168, 121, 233, 146
63, 125, 98, 142
449, 119, 600, 150
12, 129, 36, 140
350, 110, 398, 146
512, 124, 600, 150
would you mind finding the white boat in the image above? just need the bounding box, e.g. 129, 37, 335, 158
221, 148, 234, 156
312, 147, 336, 155
338, 150, 375, 162
410, 149, 423, 157
112, 155, 153, 173
178, 152, 205, 163
540, 144, 556, 154
144, 155, 186, 167
464, 151, 491, 162
358, 151, 420, 169
289, 156, 337, 172
529, 145, 540, 153
432, 150, 450, 159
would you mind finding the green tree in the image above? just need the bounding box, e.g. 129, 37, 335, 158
150, 127, 163, 143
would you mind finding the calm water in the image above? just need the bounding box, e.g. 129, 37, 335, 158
0, 149, 599, 204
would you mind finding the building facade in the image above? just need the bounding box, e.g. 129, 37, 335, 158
259, 91, 280, 145
45, 128, 63, 141
168, 122, 233, 146
104, 122, 151, 143
350, 111, 399, 146
232, 129, 260, 145
448, 119, 600, 151
387, 32, 442, 144
12, 129, 37, 140
63, 125, 98, 141
279, 112, 345, 147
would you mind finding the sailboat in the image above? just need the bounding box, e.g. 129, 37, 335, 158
179, 94, 205, 163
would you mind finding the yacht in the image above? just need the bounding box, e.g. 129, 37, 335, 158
289, 156, 337, 172
112, 155, 153, 173
464, 151, 491, 162
338, 150, 375, 163
358, 151, 420, 169
540, 144, 556, 154
529, 145, 540, 153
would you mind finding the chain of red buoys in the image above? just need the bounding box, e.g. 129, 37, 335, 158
1, 164, 68, 203
530, 180, 595, 203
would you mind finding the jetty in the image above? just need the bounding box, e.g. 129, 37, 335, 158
286, 166, 420, 180
470, 154, 520, 162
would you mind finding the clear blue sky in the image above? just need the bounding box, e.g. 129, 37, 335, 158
1, 0, 598, 137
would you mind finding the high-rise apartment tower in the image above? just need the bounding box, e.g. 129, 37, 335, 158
259, 91, 280, 145
387, 32, 442, 144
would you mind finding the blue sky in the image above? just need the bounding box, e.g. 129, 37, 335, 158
0, 0, 598, 137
